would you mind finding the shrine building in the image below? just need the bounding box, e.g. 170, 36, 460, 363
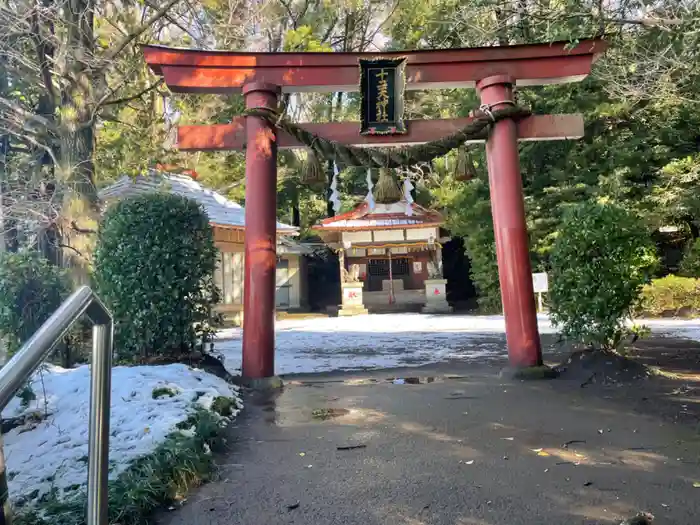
312, 174, 452, 315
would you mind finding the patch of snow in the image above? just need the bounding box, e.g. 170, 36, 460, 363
640, 318, 700, 343
213, 313, 556, 376
3, 364, 240, 503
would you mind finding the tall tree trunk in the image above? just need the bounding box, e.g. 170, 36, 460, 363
0, 57, 12, 254
59, 0, 99, 277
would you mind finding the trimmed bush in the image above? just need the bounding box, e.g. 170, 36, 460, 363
549, 201, 657, 349
679, 238, 700, 278
638, 275, 700, 317
94, 193, 220, 361
0, 251, 68, 356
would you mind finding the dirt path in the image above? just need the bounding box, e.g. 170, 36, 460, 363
158, 353, 700, 525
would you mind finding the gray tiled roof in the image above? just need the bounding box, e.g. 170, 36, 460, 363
99, 170, 297, 233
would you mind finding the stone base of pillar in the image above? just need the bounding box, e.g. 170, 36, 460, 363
338, 282, 369, 316
422, 279, 452, 314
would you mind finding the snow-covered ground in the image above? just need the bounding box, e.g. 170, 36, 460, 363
3, 364, 240, 504
213, 313, 700, 376
641, 318, 700, 343
213, 313, 557, 375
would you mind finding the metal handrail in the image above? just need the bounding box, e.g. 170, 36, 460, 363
0, 286, 113, 525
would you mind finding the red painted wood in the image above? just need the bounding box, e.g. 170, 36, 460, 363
177, 114, 584, 151
143, 38, 606, 72
159, 54, 597, 93
478, 75, 543, 369
241, 83, 279, 380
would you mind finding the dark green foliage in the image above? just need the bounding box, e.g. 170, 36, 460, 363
93, 193, 220, 362
442, 177, 502, 312
638, 275, 700, 317
17, 384, 36, 408
210, 396, 237, 417
151, 387, 177, 399
14, 408, 230, 525
0, 251, 68, 356
679, 238, 700, 278
549, 202, 657, 349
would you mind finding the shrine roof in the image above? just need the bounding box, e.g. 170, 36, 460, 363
142, 38, 607, 94
99, 171, 297, 234
312, 201, 444, 232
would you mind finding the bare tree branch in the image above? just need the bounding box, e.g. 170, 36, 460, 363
100, 0, 182, 67
103, 78, 164, 106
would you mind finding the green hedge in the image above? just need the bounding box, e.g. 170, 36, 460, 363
638, 275, 700, 317
94, 193, 220, 362
679, 238, 700, 278
0, 251, 68, 356
549, 201, 657, 349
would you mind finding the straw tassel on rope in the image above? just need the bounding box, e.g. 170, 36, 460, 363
374, 168, 403, 204
455, 146, 478, 181
300, 149, 325, 185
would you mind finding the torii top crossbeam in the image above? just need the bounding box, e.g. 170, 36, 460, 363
143, 38, 607, 94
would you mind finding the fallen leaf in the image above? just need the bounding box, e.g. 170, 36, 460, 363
299, 452, 306, 457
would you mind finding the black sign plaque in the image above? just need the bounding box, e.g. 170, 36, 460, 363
359, 58, 407, 136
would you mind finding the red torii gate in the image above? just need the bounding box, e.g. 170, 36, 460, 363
143, 39, 607, 381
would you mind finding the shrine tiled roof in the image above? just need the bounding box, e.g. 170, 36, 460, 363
312, 201, 444, 231
99, 170, 297, 234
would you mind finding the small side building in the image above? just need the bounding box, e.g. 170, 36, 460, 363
99, 171, 309, 325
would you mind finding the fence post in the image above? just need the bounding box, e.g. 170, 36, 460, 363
86, 323, 113, 525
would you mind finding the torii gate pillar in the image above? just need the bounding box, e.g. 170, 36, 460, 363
478, 75, 541, 367
241, 82, 280, 380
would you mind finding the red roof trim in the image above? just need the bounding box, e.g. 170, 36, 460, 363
310, 222, 443, 232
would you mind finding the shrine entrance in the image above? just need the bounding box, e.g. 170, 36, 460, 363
143, 39, 607, 380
